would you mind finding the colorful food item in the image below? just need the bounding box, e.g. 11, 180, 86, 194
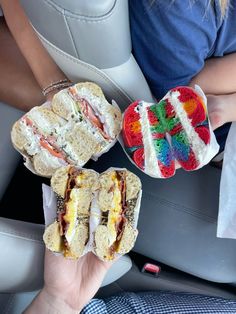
122, 86, 219, 178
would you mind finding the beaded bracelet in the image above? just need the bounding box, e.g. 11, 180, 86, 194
42, 79, 73, 97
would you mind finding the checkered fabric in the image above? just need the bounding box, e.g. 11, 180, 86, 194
81, 291, 236, 313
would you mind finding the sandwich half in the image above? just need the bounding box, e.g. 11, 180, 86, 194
43, 166, 142, 261
122, 85, 219, 178
43, 166, 99, 258
95, 168, 142, 261
52, 82, 121, 142
11, 105, 68, 177
11, 82, 122, 177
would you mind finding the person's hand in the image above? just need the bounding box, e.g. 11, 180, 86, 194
24, 249, 114, 313
43, 249, 113, 312
207, 94, 227, 130
207, 94, 236, 130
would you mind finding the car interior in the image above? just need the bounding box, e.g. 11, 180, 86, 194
0, 0, 236, 313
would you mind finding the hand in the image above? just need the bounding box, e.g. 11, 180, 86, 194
207, 93, 236, 130
43, 249, 113, 312
24, 249, 114, 313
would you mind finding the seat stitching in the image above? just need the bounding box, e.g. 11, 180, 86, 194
143, 193, 217, 223
0, 229, 43, 243
39, 34, 132, 102
42, 0, 117, 19
64, 13, 80, 59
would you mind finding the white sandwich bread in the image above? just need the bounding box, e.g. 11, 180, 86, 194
11, 82, 122, 177
43, 166, 142, 261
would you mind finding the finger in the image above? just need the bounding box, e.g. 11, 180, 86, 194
87, 252, 117, 271
209, 112, 223, 131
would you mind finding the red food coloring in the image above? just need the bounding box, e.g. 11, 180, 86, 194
147, 108, 159, 125
152, 132, 165, 140
158, 160, 175, 178
169, 123, 183, 136
165, 100, 175, 118
172, 86, 199, 103
123, 86, 211, 178
195, 126, 210, 144
133, 148, 145, 170
171, 86, 206, 126
124, 101, 140, 123
123, 101, 143, 147
178, 150, 199, 171
122, 128, 143, 147
188, 104, 206, 127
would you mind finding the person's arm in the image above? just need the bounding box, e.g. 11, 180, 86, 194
23, 250, 113, 314
190, 54, 236, 130
190, 53, 236, 95
0, 0, 69, 104
24, 289, 80, 314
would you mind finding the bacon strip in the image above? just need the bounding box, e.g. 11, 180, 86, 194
116, 171, 128, 239
58, 168, 82, 237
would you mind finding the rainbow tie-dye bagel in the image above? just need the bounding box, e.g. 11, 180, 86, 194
122, 86, 219, 178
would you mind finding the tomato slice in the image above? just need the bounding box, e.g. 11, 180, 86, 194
24, 116, 34, 127
23, 116, 67, 160
69, 87, 111, 140
81, 99, 103, 129
40, 138, 66, 160
82, 100, 112, 140
23, 117, 39, 135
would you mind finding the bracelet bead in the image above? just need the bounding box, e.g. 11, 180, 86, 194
42, 80, 73, 96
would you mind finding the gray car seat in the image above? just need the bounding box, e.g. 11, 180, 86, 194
0, 103, 22, 200
0, 1, 236, 312
19, 0, 236, 284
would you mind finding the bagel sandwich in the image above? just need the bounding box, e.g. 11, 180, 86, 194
11, 82, 122, 177
122, 85, 219, 178
43, 166, 142, 261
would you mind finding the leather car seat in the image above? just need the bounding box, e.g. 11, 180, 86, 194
20, 0, 154, 110
0, 1, 150, 312
0, 103, 22, 200
1, 1, 236, 312
18, 0, 236, 284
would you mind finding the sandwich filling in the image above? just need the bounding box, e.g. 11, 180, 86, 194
68, 86, 113, 141
57, 168, 90, 255
20, 116, 72, 163
12, 83, 122, 176
20, 113, 106, 167
106, 171, 128, 254
44, 167, 141, 260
